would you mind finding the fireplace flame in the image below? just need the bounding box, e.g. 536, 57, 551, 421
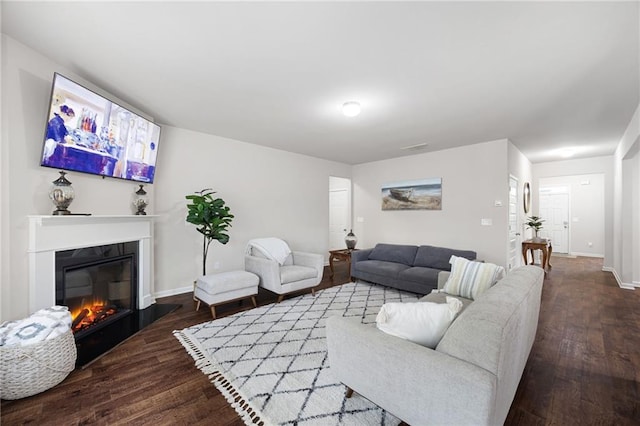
71, 298, 117, 333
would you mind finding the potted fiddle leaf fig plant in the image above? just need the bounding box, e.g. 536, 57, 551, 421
525, 215, 545, 241
186, 189, 234, 276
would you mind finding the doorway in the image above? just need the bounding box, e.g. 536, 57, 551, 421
539, 188, 570, 254
329, 177, 352, 250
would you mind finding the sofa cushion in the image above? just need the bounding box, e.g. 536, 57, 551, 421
280, 265, 317, 284
368, 244, 418, 265
375, 297, 463, 348
413, 245, 477, 270
443, 255, 505, 300
397, 267, 440, 285
354, 260, 410, 277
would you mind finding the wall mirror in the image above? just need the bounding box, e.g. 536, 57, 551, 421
523, 182, 531, 213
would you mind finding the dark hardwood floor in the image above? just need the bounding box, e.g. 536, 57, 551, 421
2, 257, 639, 425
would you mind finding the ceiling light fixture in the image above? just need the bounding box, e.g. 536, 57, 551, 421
558, 148, 577, 158
342, 101, 361, 117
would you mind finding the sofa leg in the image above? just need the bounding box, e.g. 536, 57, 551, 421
277, 295, 284, 303
251, 296, 257, 308
195, 299, 201, 311
345, 387, 353, 398
311, 288, 316, 297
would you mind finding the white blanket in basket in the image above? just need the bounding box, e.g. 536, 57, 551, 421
0, 306, 72, 347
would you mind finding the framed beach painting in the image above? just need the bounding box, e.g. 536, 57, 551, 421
381, 178, 442, 211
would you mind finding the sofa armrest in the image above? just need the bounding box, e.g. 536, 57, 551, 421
244, 255, 281, 293
350, 248, 373, 278
292, 251, 324, 281
351, 248, 373, 263
326, 316, 496, 425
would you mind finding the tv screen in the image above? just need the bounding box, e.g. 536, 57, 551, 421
40, 73, 161, 183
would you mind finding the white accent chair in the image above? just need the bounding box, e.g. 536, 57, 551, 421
244, 239, 324, 303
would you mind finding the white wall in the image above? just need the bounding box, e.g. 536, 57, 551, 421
153, 126, 350, 297
1, 32, 7, 326
1, 35, 160, 321
538, 174, 605, 257
0, 35, 351, 319
352, 139, 510, 266
613, 102, 640, 287
634, 152, 640, 285
507, 141, 533, 266
533, 156, 614, 267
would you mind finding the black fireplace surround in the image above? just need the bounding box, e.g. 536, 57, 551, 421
55, 241, 179, 367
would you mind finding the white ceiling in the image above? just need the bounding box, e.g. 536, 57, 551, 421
2, 1, 639, 165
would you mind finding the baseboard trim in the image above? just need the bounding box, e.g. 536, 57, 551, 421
141, 294, 156, 309
570, 252, 604, 258
155, 285, 194, 299
602, 267, 636, 290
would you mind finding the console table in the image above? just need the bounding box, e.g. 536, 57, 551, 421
329, 249, 358, 281
522, 239, 552, 275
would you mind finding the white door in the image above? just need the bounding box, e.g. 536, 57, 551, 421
539, 193, 570, 253
508, 176, 520, 270
329, 189, 349, 249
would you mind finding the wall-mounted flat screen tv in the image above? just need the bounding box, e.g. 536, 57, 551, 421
40, 73, 161, 183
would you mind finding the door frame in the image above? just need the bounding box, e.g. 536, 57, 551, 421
508, 175, 521, 270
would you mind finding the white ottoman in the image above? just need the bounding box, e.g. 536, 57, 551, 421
194, 270, 259, 319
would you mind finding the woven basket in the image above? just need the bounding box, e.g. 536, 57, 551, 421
1, 329, 77, 400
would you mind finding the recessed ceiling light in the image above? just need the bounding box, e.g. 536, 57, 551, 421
558, 148, 577, 158
342, 101, 361, 117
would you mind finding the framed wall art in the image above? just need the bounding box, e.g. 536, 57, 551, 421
381, 178, 442, 211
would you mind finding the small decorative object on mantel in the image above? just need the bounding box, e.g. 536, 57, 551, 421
49, 171, 75, 215
525, 215, 545, 241
345, 229, 357, 250
132, 185, 148, 215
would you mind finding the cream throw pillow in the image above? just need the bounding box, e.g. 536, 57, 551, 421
443, 255, 505, 300
375, 297, 463, 348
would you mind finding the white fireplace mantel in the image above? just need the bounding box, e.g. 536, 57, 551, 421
28, 215, 157, 312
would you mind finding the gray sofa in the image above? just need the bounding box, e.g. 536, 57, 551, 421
326, 265, 544, 426
351, 243, 476, 294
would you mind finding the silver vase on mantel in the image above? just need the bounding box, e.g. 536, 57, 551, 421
50, 171, 75, 215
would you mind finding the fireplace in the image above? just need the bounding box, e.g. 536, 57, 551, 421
56, 242, 138, 340
28, 215, 180, 367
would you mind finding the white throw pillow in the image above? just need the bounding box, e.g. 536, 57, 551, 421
375, 297, 463, 348
443, 255, 505, 300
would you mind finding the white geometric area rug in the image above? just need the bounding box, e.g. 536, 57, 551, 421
174, 282, 419, 426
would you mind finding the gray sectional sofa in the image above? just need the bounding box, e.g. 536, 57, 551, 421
327, 265, 544, 426
351, 243, 476, 294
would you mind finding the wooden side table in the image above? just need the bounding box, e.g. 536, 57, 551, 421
522, 239, 552, 275
329, 249, 357, 281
